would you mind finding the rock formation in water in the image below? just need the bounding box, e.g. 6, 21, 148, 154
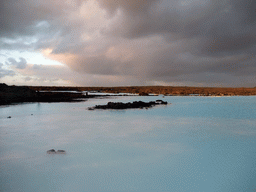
47, 149, 56, 154
47, 149, 66, 154
56, 150, 66, 154
88, 100, 168, 110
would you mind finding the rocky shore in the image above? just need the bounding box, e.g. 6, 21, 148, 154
0, 83, 92, 105
1, 83, 37, 105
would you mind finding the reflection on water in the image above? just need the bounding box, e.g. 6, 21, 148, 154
1, 96, 256, 192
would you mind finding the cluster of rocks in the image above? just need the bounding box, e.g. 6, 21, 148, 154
47, 149, 66, 154
88, 100, 168, 110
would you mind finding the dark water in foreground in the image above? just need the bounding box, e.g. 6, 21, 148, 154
1, 96, 256, 192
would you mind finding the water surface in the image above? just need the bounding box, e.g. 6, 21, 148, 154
1, 96, 256, 192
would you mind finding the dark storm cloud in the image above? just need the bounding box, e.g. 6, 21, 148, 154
100, 0, 256, 55
0, 0, 86, 57
0, 0, 82, 38
1, 0, 255, 86
95, 0, 256, 85
100, 0, 217, 38
204, 54, 256, 76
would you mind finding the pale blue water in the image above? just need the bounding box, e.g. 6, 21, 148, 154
1, 96, 256, 192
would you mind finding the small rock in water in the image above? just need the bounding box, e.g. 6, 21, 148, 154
7, 116, 11, 118
47, 149, 56, 154
47, 149, 66, 154
56, 150, 66, 154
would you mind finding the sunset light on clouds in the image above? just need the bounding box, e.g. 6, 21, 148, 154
0, 0, 255, 87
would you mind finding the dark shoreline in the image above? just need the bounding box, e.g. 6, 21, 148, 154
0, 83, 100, 105
1, 83, 256, 105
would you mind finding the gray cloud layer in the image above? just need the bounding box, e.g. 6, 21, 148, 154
0, 0, 255, 86
0, 63, 15, 78
6, 57, 28, 69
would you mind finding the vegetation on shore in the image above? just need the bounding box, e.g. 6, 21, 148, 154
29, 85, 256, 96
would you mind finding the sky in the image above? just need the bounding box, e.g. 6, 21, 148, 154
0, 0, 255, 87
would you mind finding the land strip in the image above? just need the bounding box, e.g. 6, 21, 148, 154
29, 85, 256, 96
1, 83, 96, 105
1, 84, 256, 105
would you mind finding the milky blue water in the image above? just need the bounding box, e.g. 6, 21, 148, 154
1, 96, 256, 192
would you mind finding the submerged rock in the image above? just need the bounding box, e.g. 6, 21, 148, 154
56, 150, 66, 154
47, 149, 66, 154
47, 149, 56, 154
